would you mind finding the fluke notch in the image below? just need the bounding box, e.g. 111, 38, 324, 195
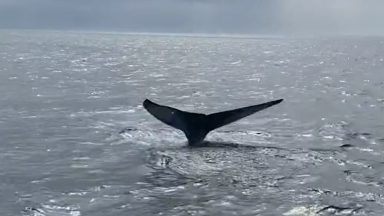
143, 98, 283, 146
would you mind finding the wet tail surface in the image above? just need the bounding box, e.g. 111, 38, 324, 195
206, 99, 283, 131
143, 99, 283, 145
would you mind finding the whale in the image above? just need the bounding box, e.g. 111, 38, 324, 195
143, 98, 283, 146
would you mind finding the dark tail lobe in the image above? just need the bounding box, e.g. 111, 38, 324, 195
206, 99, 283, 131
143, 99, 283, 145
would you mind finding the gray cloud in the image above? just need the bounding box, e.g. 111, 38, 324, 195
279, 0, 384, 35
0, 0, 383, 35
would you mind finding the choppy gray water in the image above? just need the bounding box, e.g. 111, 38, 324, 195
0, 30, 384, 216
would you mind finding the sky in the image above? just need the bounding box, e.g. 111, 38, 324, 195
1, 0, 384, 35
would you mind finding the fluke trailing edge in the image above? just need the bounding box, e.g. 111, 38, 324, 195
143, 98, 283, 146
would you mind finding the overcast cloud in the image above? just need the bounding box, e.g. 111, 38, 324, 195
0, 0, 383, 35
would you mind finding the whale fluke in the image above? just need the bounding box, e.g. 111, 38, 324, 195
143, 98, 283, 146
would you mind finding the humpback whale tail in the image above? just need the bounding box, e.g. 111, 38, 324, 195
143, 98, 283, 146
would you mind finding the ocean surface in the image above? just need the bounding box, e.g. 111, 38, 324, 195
0, 30, 384, 216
